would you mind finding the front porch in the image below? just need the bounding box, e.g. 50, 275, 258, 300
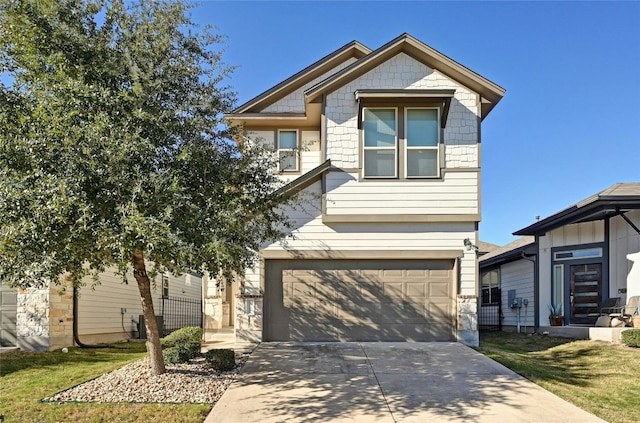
539, 325, 635, 343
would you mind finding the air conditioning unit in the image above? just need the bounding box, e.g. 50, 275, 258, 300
138, 315, 164, 339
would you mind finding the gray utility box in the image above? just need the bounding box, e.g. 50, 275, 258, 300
138, 315, 164, 339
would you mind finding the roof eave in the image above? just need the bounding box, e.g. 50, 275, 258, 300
273, 159, 332, 197
305, 33, 505, 119
232, 41, 371, 114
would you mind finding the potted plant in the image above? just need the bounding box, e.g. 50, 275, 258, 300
548, 304, 564, 326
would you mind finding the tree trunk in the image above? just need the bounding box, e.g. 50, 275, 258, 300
132, 250, 166, 375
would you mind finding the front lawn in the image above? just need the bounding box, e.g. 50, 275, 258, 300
0, 343, 211, 423
478, 332, 640, 423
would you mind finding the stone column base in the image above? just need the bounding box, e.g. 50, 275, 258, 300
457, 295, 479, 347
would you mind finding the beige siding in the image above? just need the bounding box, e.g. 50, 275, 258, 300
325, 53, 479, 170
262, 58, 358, 113
77, 267, 201, 337
264, 181, 477, 295
500, 259, 535, 329
325, 170, 478, 215
247, 130, 322, 181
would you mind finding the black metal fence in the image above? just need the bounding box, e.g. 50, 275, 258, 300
160, 296, 202, 336
478, 299, 502, 332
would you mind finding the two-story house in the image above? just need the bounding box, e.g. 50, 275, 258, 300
207, 33, 504, 347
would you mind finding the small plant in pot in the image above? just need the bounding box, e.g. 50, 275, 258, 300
548, 304, 564, 326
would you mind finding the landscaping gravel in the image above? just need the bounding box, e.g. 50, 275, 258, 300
42, 352, 251, 404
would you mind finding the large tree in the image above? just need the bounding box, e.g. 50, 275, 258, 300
0, 0, 293, 374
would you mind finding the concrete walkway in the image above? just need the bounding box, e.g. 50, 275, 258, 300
206, 342, 606, 423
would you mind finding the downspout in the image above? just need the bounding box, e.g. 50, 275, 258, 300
521, 249, 537, 334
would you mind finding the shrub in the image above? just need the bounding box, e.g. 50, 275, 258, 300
161, 327, 202, 363
204, 349, 236, 371
162, 346, 187, 364
621, 329, 640, 347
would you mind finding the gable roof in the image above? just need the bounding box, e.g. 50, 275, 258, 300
304, 33, 505, 119
479, 236, 535, 268
232, 41, 371, 114
514, 183, 640, 236
273, 159, 332, 197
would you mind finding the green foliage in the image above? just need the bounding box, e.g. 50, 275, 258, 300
204, 349, 236, 371
548, 303, 563, 317
621, 329, 640, 347
0, 0, 295, 289
0, 343, 211, 421
162, 346, 189, 364
161, 327, 202, 363
161, 326, 201, 348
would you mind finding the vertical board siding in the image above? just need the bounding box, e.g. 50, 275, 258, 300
548, 221, 604, 247
500, 260, 535, 329
610, 210, 640, 301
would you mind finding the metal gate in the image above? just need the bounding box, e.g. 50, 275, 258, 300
160, 296, 202, 336
478, 289, 502, 332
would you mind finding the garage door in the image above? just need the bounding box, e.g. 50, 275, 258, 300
0, 280, 18, 347
264, 259, 455, 342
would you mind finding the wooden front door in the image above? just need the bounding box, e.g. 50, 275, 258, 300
569, 263, 602, 325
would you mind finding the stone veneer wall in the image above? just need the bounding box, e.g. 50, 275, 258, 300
48, 283, 74, 350
457, 295, 478, 347
17, 281, 73, 351
203, 296, 223, 341
235, 295, 262, 342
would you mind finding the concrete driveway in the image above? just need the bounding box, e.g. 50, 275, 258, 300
206, 342, 605, 423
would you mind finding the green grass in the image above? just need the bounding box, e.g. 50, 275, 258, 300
478, 332, 640, 423
0, 343, 211, 423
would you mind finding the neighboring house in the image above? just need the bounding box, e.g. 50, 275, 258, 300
10, 269, 202, 351
480, 183, 640, 340
512, 183, 640, 331
205, 33, 505, 347
478, 236, 536, 332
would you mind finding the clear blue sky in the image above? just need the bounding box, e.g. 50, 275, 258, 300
195, 1, 640, 246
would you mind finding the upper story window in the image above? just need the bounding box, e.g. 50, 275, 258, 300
362, 106, 440, 179
406, 108, 439, 177
162, 274, 169, 298
277, 130, 298, 172
363, 108, 397, 178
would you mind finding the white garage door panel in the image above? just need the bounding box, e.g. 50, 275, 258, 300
265, 259, 455, 342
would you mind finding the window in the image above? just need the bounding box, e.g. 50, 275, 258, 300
553, 248, 602, 261
277, 130, 298, 171
481, 269, 500, 305
162, 275, 169, 298
362, 107, 440, 179
363, 108, 397, 178
406, 108, 439, 177
553, 264, 563, 306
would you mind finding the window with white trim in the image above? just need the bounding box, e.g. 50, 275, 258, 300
162, 275, 169, 298
362, 106, 440, 179
277, 130, 298, 172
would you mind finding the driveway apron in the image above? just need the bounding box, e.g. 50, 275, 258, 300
206, 342, 606, 423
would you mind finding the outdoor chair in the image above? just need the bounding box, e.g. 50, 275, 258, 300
609, 296, 640, 326
599, 297, 621, 315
